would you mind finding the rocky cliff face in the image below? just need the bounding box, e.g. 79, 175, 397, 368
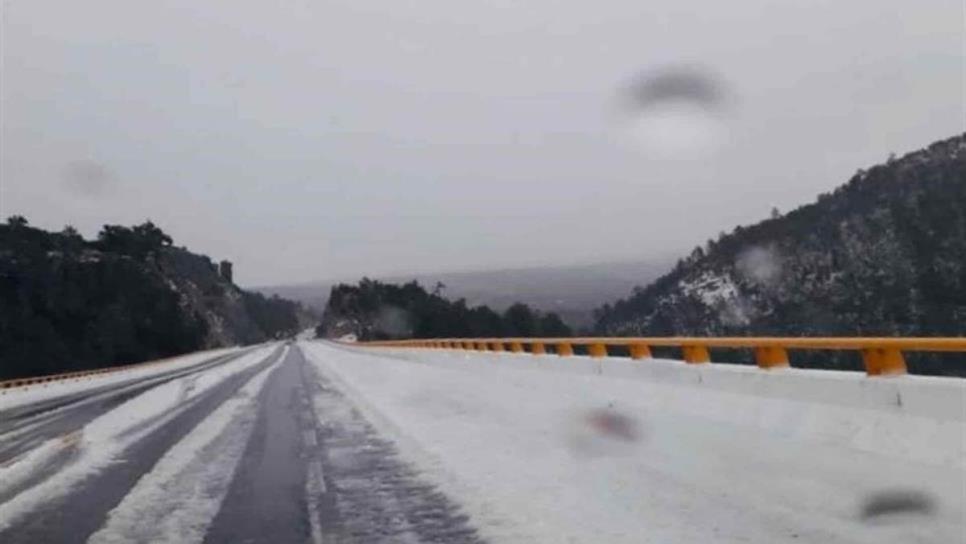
594, 134, 966, 373
158, 248, 266, 347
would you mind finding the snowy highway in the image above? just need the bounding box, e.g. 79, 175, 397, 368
0, 341, 963, 543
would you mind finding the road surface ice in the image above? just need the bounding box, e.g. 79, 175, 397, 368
301, 341, 966, 544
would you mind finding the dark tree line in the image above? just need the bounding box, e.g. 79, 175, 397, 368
242, 291, 302, 340
0, 218, 302, 380
318, 278, 572, 340
0, 218, 207, 380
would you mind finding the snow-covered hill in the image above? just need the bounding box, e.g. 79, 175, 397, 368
596, 134, 966, 375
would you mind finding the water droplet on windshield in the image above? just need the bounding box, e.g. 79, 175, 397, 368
566, 406, 646, 458
860, 489, 937, 523
617, 67, 730, 159
61, 159, 116, 198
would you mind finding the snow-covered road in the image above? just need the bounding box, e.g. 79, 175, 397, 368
0, 343, 481, 543
1, 341, 963, 543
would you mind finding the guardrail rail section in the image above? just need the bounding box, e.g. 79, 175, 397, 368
0, 349, 242, 391
357, 337, 966, 376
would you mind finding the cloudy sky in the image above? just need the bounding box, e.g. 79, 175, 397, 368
1, 0, 962, 286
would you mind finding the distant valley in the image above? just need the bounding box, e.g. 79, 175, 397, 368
256, 258, 675, 331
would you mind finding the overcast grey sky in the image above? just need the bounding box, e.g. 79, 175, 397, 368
1, 0, 962, 286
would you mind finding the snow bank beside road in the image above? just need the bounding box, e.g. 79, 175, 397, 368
302, 341, 965, 544
351, 345, 966, 466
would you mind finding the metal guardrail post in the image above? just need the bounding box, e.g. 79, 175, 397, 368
588, 343, 608, 358
629, 343, 652, 359
682, 345, 711, 364
755, 346, 789, 369
862, 348, 907, 375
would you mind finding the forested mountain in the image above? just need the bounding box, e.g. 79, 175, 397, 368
0, 218, 304, 380
319, 278, 571, 340
595, 134, 966, 374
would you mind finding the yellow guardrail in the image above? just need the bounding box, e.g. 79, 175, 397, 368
358, 337, 966, 376
0, 349, 239, 392
0, 366, 124, 391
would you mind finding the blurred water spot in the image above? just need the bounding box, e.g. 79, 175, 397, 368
618, 67, 730, 159
62, 160, 115, 198
567, 405, 646, 458
860, 489, 936, 523
374, 305, 413, 337
735, 245, 782, 287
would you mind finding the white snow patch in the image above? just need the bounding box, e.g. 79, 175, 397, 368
735, 245, 782, 286
679, 270, 753, 325
679, 271, 741, 306
0, 433, 80, 498
305, 459, 327, 544
296, 328, 318, 340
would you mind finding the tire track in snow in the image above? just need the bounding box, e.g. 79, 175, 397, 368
298, 350, 332, 544
303, 350, 485, 544
0, 345, 283, 543
204, 344, 343, 544
0, 431, 83, 506
0, 349, 255, 464
86, 347, 286, 544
